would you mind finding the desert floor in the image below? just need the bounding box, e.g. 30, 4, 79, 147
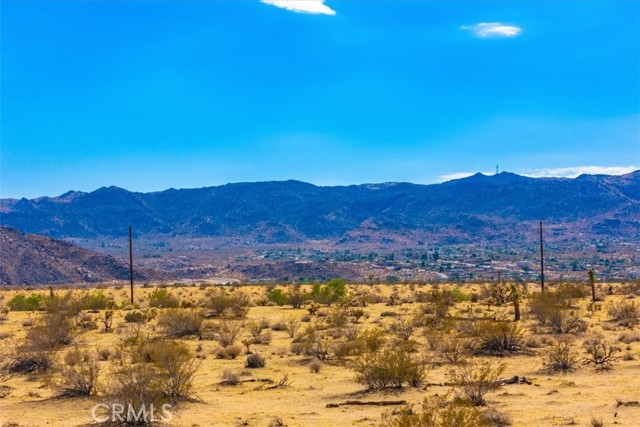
0, 283, 639, 427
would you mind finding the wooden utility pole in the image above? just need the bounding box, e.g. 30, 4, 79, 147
539, 221, 545, 294
129, 225, 134, 305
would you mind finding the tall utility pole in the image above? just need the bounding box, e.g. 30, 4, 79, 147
539, 221, 545, 294
129, 225, 134, 304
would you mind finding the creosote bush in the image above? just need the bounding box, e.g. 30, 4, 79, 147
607, 300, 639, 327
148, 288, 181, 308
380, 394, 489, 427
206, 289, 250, 318
51, 348, 100, 397
158, 309, 203, 338
543, 341, 580, 373
245, 353, 266, 368
352, 343, 426, 390
470, 320, 525, 356
450, 361, 505, 406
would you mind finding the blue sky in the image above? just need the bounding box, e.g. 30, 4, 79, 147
1, 0, 639, 198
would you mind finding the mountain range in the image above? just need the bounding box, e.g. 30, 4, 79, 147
1, 171, 638, 245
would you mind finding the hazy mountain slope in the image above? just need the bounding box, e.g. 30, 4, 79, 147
0, 227, 169, 285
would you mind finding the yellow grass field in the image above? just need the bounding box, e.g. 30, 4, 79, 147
0, 283, 639, 427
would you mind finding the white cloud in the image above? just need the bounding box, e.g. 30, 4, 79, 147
461, 22, 522, 38
436, 166, 638, 183
261, 0, 336, 15
519, 166, 639, 178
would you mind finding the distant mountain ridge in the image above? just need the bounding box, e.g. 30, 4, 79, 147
1, 171, 639, 244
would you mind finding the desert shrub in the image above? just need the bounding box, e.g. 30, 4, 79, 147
310, 279, 347, 305
2, 347, 52, 376
287, 285, 308, 308
438, 336, 470, 365
297, 328, 336, 361
556, 283, 589, 300
285, 317, 300, 338
607, 300, 639, 326
245, 353, 266, 368
326, 308, 349, 328
349, 308, 367, 323
25, 293, 80, 350
153, 341, 200, 399
206, 289, 250, 318
221, 369, 240, 385
470, 320, 525, 356
267, 289, 288, 306
427, 290, 457, 319
381, 394, 488, 427
617, 331, 640, 344
148, 288, 180, 308
359, 328, 387, 353
308, 359, 323, 373
108, 362, 168, 425
450, 360, 505, 406
216, 344, 242, 359
528, 291, 571, 324
158, 309, 203, 338
101, 310, 114, 333
390, 316, 416, 341
352, 344, 426, 390
583, 338, 621, 370
51, 353, 100, 397
548, 309, 587, 334
216, 319, 243, 347
97, 347, 112, 361
124, 310, 148, 323
543, 341, 580, 372
247, 318, 269, 338
8, 293, 45, 311
82, 291, 113, 310
253, 331, 272, 345
480, 283, 511, 306
482, 408, 512, 427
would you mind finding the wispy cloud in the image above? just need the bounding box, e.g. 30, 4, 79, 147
519, 165, 639, 178
437, 166, 638, 183
461, 22, 522, 38
261, 0, 336, 15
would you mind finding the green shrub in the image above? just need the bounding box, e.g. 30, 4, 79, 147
352, 344, 426, 390
82, 291, 113, 310
124, 310, 148, 323
310, 279, 347, 305
266, 289, 288, 306
148, 288, 181, 308
8, 294, 45, 311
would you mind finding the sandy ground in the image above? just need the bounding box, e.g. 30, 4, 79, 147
0, 283, 639, 427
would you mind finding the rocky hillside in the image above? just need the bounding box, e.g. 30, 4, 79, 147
1, 171, 638, 245
0, 227, 169, 285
